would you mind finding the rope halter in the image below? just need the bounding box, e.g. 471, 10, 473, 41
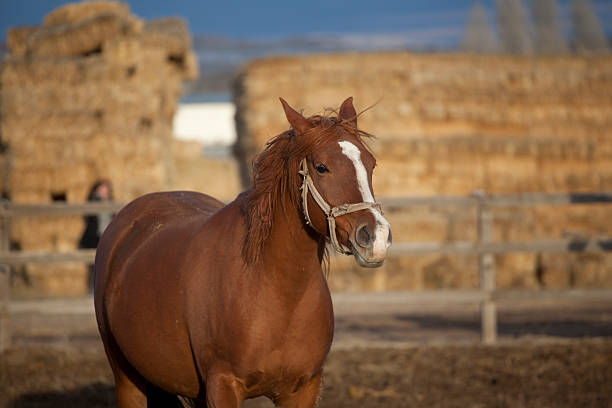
298, 158, 383, 255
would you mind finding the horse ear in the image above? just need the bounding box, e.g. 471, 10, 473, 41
279, 97, 313, 135
339, 96, 357, 128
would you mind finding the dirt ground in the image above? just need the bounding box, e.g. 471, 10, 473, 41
2, 341, 611, 408
2, 293, 612, 407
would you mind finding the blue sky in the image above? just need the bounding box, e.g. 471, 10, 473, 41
1, 0, 611, 45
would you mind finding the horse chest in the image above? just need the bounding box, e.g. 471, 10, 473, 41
241, 335, 330, 399
243, 298, 333, 394
259, 283, 333, 358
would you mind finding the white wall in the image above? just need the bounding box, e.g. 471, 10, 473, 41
173, 102, 236, 146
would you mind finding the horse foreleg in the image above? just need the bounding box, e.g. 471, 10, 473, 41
205, 368, 244, 408
276, 371, 323, 408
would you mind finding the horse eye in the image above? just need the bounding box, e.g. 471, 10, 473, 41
315, 164, 329, 174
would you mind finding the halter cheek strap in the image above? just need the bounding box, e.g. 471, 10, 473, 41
298, 158, 383, 255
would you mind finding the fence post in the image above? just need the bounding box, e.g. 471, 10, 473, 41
477, 192, 497, 344
0, 207, 11, 352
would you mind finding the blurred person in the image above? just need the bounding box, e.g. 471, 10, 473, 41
79, 179, 114, 292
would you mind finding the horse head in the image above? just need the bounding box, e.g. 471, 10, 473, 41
280, 97, 392, 267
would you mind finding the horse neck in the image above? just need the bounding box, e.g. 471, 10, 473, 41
259, 192, 324, 289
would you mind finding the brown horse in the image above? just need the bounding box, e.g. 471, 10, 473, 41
94, 97, 392, 407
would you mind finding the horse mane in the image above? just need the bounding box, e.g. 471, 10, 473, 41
242, 111, 373, 265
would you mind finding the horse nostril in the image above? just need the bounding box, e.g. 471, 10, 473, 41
387, 228, 393, 246
356, 224, 372, 248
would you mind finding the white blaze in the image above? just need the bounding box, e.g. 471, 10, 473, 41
338, 141, 391, 259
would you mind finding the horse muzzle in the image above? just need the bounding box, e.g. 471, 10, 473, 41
349, 217, 392, 268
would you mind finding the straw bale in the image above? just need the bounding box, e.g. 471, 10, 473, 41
101, 40, 196, 86
173, 140, 202, 160
573, 254, 612, 287
49, 162, 96, 191
539, 254, 574, 288
496, 254, 539, 288
25, 263, 88, 296
43, 1, 131, 26
7, 177, 94, 204
26, 13, 143, 58
0, 49, 184, 90
173, 153, 241, 202
137, 45, 187, 81
9, 167, 52, 192
98, 115, 165, 140
0, 155, 8, 194
12, 216, 84, 251
86, 132, 166, 158
104, 33, 193, 81
9, 189, 48, 204
327, 253, 480, 291
143, 17, 191, 55
87, 133, 167, 160
183, 50, 199, 80
6, 131, 174, 202
1, 83, 160, 118
109, 161, 168, 197
329, 255, 396, 291
9, 182, 92, 205
6, 27, 38, 57
375, 256, 431, 290
421, 255, 480, 289
0, 112, 103, 142
386, 208, 451, 243
0, 55, 108, 87
10, 160, 95, 188
101, 34, 143, 66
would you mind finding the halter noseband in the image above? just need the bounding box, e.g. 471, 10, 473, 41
298, 158, 383, 255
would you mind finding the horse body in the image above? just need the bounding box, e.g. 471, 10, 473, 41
96, 190, 334, 404
95, 97, 390, 407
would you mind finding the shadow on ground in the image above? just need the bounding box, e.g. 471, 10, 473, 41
334, 304, 612, 343
8, 383, 116, 408
395, 310, 612, 338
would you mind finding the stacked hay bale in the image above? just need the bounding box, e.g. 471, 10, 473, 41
0, 1, 198, 295
171, 140, 241, 202
233, 53, 612, 291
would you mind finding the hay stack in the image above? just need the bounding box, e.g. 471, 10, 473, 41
233, 53, 612, 291
172, 140, 241, 203
0, 1, 199, 295
43, 1, 131, 26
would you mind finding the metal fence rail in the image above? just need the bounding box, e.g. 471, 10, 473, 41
0, 201, 124, 217
0, 192, 611, 351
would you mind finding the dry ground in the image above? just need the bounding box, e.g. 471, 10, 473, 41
2, 341, 611, 408
2, 293, 612, 407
